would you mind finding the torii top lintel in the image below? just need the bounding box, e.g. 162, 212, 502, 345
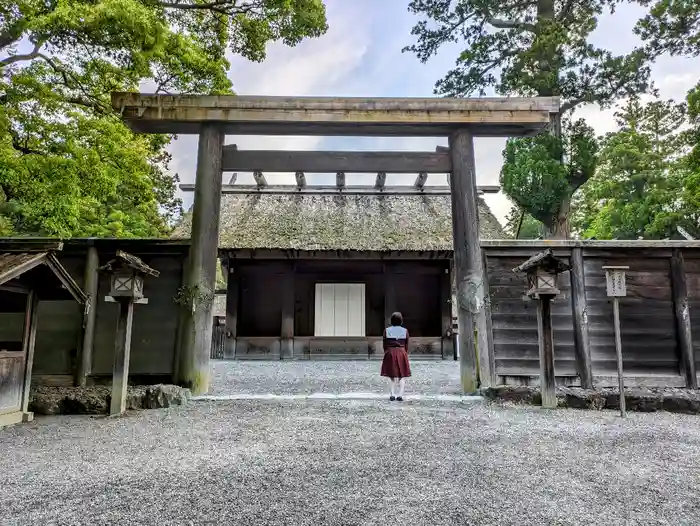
111, 92, 560, 137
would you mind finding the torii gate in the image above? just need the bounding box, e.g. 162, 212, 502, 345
111, 93, 559, 395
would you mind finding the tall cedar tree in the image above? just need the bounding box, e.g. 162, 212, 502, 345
571, 96, 694, 239
0, 0, 327, 237
405, 0, 652, 238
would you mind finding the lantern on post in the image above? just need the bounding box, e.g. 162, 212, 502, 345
602, 265, 629, 418
513, 249, 571, 409
100, 250, 159, 416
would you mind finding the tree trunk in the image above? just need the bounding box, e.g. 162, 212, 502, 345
551, 196, 571, 239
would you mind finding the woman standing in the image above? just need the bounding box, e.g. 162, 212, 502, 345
380, 311, 412, 401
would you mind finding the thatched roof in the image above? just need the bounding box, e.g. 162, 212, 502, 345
173, 193, 505, 251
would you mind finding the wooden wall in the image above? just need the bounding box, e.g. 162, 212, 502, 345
487, 254, 577, 380
19, 245, 188, 385
482, 242, 700, 387
230, 259, 446, 359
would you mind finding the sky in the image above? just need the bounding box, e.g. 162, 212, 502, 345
171, 0, 700, 225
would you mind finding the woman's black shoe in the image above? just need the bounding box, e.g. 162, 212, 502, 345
396, 397, 403, 402
389, 396, 396, 401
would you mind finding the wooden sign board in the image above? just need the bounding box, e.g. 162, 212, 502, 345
602, 266, 629, 297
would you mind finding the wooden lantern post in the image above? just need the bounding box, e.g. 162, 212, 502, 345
513, 249, 571, 409
602, 265, 629, 418
101, 251, 160, 416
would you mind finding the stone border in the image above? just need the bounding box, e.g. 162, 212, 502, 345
29, 385, 191, 415
480, 386, 700, 414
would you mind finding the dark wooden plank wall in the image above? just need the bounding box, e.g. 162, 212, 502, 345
238, 260, 444, 339
394, 270, 442, 337
92, 255, 184, 376
21, 253, 185, 379
584, 257, 679, 377
483, 245, 700, 385
683, 258, 700, 375
238, 264, 285, 337
32, 256, 84, 376
487, 256, 577, 378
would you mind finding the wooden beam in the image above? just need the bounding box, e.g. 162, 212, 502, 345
414, 172, 428, 190
336, 172, 345, 189
178, 123, 224, 395
569, 247, 593, 388
112, 92, 560, 136
449, 128, 488, 393
253, 171, 267, 188
0, 240, 63, 252
20, 290, 39, 421
221, 148, 452, 173
180, 184, 501, 195
375, 172, 386, 190
110, 299, 135, 416
295, 171, 306, 188
671, 249, 697, 388
77, 246, 99, 387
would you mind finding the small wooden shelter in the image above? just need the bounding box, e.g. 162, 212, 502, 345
0, 242, 86, 427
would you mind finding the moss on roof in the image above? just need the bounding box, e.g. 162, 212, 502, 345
172, 193, 505, 251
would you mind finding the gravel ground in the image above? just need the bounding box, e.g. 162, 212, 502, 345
2, 400, 700, 525
209, 360, 461, 395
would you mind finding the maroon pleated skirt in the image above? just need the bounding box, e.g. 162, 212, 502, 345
380, 348, 412, 379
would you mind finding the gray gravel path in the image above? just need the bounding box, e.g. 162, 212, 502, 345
2, 400, 700, 525
209, 360, 461, 395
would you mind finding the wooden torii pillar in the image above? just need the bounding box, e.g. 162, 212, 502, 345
178, 125, 224, 395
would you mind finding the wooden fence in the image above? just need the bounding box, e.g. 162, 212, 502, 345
482, 241, 700, 388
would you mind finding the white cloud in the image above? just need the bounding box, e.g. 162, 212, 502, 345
169, 0, 700, 227
173, 1, 371, 203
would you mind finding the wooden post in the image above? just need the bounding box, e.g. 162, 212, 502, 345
110, 299, 134, 416
440, 264, 454, 360
569, 247, 593, 388
671, 249, 696, 388
481, 250, 496, 385
280, 263, 295, 360
384, 262, 396, 327
536, 296, 557, 408
224, 259, 238, 360
77, 246, 99, 387
172, 255, 188, 380
20, 290, 39, 421
178, 123, 224, 395
449, 128, 487, 393
612, 297, 626, 417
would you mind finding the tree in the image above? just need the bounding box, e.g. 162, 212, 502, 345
405, 0, 652, 238
571, 97, 693, 239
504, 206, 543, 239
0, 0, 328, 237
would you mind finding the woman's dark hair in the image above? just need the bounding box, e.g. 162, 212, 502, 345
390, 312, 403, 326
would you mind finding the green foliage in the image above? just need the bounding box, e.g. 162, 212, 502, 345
0, 0, 327, 237
405, 0, 652, 106
635, 0, 700, 58
405, 0, 654, 238
572, 96, 700, 239
501, 119, 598, 233
504, 207, 543, 239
